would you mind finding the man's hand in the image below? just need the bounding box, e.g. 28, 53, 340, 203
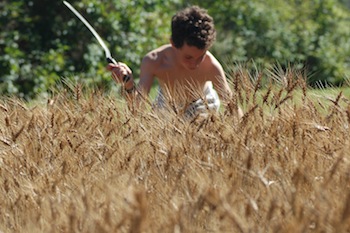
107, 62, 134, 84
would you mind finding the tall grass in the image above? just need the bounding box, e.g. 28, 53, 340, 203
0, 66, 349, 233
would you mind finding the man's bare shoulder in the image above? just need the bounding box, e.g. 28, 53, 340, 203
205, 51, 223, 69
142, 44, 172, 67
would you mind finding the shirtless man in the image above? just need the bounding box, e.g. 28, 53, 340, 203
108, 6, 241, 117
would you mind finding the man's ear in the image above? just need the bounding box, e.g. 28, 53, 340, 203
170, 38, 175, 47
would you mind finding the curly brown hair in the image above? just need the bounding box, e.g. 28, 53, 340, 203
171, 6, 216, 50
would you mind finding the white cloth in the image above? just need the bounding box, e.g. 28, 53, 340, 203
153, 81, 220, 117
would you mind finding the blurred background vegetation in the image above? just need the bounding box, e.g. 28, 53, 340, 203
1, 0, 350, 99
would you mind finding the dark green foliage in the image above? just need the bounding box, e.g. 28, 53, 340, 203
191, 0, 350, 86
1, 0, 350, 99
0, 0, 180, 99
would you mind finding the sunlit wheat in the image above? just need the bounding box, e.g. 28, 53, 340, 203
0, 66, 349, 232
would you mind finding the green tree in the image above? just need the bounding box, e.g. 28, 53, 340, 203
1, 0, 350, 99
0, 0, 180, 99
187, 0, 350, 86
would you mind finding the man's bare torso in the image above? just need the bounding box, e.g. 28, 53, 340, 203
139, 44, 227, 102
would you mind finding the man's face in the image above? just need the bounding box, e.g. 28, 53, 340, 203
174, 43, 207, 70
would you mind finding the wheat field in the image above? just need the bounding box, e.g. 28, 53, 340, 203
0, 68, 350, 233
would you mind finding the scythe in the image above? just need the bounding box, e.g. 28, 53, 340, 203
63, 1, 130, 83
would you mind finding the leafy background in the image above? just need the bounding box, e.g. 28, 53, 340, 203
1, 0, 350, 99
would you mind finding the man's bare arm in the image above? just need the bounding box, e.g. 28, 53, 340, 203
208, 55, 232, 101
138, 53, 157, 95
207, 54, 243, 117
107, 52, 157, 108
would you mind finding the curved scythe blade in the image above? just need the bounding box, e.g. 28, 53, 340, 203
63, 1, 117, 64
